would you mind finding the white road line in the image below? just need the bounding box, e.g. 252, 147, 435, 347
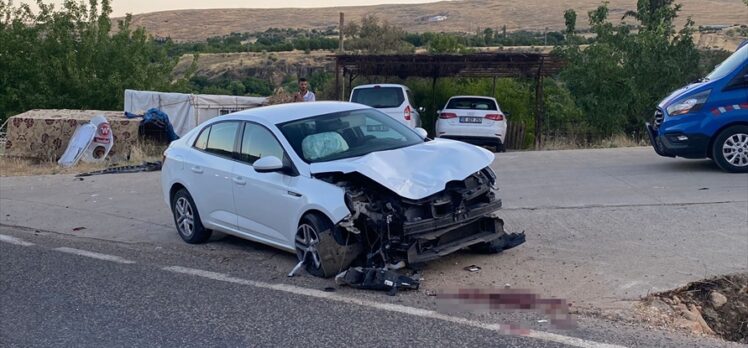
0, 234, 35, 246
163, 266, 625, 348
54, 247, 136, 264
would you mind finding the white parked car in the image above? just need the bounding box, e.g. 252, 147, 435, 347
161, 102, 521, 278
435, 96, 508, 152
349, 84, 422, 128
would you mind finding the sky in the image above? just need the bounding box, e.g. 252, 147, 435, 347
24, 0, 443, 17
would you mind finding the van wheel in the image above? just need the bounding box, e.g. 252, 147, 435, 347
712, 125, 748, 173
171, 188, 212, 243
295, 214, 361, 278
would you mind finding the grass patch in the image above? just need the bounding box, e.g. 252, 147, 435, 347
541, 133, 647, 151
0, 140, 168, 177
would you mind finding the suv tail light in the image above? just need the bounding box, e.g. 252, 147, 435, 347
485, 114, 504, 121
440, 112, 457, 119
404, 105, 412, 121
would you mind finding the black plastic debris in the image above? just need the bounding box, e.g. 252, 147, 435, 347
464, 265, 481, 272
76, 161, 162, 177
336, 267, 420, 296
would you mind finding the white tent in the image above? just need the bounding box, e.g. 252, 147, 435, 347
124, 89, 268, 136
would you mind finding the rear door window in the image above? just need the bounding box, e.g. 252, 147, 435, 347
446, 98, 498, 111
205, 121, 240, 157
351, 87, 405, 108
194, 127, 210, 150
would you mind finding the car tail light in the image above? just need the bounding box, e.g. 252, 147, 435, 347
485, 114, 504, 121
440, 112, 457, 119
404, 105, 412, 121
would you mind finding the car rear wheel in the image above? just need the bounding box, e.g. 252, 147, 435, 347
495, 141, 506, 153
295, 214, 361, 278
712, 125, 748, 173
171, 188, 212, 244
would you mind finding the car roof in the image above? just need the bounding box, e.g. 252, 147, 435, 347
447, 95, 498, 100
219, 101, 371, 125
352, 84, 409, 90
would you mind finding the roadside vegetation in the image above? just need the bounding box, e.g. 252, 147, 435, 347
0, 139, 166, 177
1, 0, 746, 149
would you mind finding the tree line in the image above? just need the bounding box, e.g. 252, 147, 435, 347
1, 0, 744, 147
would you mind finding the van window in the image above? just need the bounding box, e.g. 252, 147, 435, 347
351, 87, 405, 108
406, 89, 416, 107
706, 44, 747, 81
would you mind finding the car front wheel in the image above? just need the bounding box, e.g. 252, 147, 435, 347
712, 125, 748, 173
295, 214, 361, 278
171, 188, 212, 244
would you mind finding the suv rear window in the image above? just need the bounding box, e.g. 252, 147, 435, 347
351, 87, 405, 108
446, 98, 497, 111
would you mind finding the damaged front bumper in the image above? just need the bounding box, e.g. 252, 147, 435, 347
407, 215, 508, 263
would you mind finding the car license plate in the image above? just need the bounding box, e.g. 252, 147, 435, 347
459, 117, 482, 124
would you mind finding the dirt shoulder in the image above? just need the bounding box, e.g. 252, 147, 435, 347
637, 273, 748, 344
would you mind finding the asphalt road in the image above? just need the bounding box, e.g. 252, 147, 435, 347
1, 226, 740, 348
1, 146, 746, 346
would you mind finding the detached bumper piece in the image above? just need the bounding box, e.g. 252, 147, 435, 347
407, 216, 522, 264
336, 267, 420, 296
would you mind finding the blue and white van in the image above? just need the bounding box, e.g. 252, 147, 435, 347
646, 43, 748, 172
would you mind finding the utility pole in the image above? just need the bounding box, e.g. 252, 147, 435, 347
339, 12, 344, 52
338, 12, 345, 100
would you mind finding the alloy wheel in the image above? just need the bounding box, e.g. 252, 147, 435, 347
722, 133, 748, 167
175, 197, 195, 238
295, 224, 321, 268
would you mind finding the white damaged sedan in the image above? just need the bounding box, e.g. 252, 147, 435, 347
161, 102, 522, 277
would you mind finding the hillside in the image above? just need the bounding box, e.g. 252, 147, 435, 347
125, 0, 748, 42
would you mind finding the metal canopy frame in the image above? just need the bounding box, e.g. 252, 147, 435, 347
333, 52, 565, 149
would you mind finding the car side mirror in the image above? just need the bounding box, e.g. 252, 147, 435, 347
417, 106, 425, 113
436, 109, 442, 114
503, 111, 511, 117
253, 156, 284, 173
415, 127, 429, 139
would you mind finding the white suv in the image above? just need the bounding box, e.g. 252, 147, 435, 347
435, 96, 507, 152
349, 84, 421, 128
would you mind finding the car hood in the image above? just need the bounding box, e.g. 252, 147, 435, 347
309, 139, 495, 200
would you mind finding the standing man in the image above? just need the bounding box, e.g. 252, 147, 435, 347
293, 77, 316, 102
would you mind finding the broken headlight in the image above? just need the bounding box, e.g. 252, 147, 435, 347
482, 166, 499, 190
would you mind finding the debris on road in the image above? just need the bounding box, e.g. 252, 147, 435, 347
464, 265, 482, 272
335, 267, 420, 296
72, 227, 86, 231
75, 161, 161, 177
637, 273, 748, 343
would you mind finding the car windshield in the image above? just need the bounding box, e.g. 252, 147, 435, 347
278, 108, 423, 163
350, 87, 404, 108
446, 97, 497, 111
705, 44, 747, 81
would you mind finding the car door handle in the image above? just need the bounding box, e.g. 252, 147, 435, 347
232, 177, 247, 186
190, 166, 203, 174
